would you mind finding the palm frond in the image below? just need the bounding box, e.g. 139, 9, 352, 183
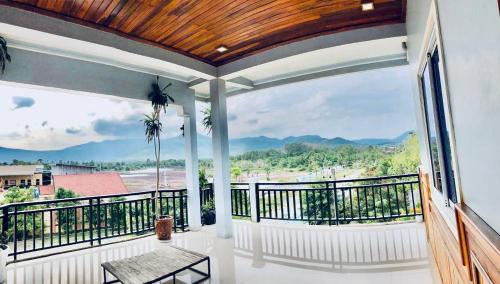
0, 36, 11, 75
202, 107, 213, 134
147, 76, 175, 114
142, 113, 162, 143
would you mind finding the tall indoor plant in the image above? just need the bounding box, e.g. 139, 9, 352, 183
144, 76, 174, 241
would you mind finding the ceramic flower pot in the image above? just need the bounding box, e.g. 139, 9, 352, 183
155, 216, 173, 241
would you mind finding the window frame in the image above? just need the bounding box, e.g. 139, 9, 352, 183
415, 0, 463, 232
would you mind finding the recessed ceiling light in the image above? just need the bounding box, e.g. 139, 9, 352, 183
216, 46, 228, 53
361, 2, 374, 11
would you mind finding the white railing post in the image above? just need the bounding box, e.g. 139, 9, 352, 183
249, 182, 258, 222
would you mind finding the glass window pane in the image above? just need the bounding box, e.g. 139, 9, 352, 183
421, 63, 443, 192
430, 50, 457, 203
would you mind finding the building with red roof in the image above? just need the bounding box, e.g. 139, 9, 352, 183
42, 172, 129, 197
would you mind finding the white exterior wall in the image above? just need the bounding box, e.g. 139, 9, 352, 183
407, 0, 500, 233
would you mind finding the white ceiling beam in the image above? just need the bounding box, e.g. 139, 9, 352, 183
227, 77, 254, 90
218, 23, 406, 79
225, 58, 408, 97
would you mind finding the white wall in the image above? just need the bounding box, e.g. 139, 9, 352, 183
407, 0, 500, 233
436, 0, 500, 233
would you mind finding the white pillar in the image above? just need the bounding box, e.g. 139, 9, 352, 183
210, 79, 233, 238
182, 91, 201, 231
249, 183, 259, 222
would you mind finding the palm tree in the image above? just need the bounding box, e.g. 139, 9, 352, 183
0, 36, 11, 75
144, 76, 174, 218
202, 106, 212, 134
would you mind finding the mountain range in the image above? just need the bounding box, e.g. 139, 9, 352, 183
0, 131, 411, 162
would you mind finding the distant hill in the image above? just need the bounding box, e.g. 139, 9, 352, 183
0, 131, 412, 162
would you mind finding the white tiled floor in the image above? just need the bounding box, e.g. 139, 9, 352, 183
6, 221, 435, 284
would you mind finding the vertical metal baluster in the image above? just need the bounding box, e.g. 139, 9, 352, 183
32, 212, 36, 250
180, 192, 185, 231
410, 183, 416, 215
333, 182, 339, 225
402, 183, 408, 215
306, 190, 310, 224
110, 203, 114, 236
122, 202, 126, 235
267, 190, 272, 218
23, 212, 27, 252
279, 190, 284, 219
66, 208, 70, 244
326, 183, 332, 225
41, 211, 45, 248
342, 189, 346, 221
379, 185, 385, 219
292, 190, 297, 220
386, 185, 392, 217
104, 204, 108, 238
81, 207, 85, 241
140, 200, 145, 232
57, 209, 61, 246
244, 187, 249, 216
172, 192, 177, 229
50, 209, 53, 247
285, 190, 290, 220
147, 198, 151, 230
128, 202, 133, 234
349, 188, 354, 220
114, 203, 122, 236
273, 190, 278, 219
356, 187, 361, 220
74, 207, 78, 242
255, 184, 261, 222
311, 188, 316, 223
364, 186, 369, 219
97, 199, 101, 245
89, 199, 94, 245
396, 184, 402, 216
13, 206, 18, 260
299, 189, 304, 220
134, 201, 139, 233
372, 186, 377, 219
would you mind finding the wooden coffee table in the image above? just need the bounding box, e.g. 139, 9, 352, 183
101, 246, 211, 284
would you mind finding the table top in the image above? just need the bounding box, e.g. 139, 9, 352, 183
101, 246, 208, 284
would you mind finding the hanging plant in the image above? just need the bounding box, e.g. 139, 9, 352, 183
0, 36, 11, 75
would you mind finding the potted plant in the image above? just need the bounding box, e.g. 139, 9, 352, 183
201, 199, 216, 225
0, 35, 11, 76
143, 76, 175, 241
0, 231, 9, 283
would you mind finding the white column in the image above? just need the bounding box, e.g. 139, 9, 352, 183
182, 91, 201, 231
210, 79, 233, 238
249, 183, 259, 222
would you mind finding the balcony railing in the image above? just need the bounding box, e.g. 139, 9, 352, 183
0, 174, 421, 260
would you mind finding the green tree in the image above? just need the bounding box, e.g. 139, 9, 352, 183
231, 167, 242, 182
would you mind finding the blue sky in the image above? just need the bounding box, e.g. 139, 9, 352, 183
0, 66, 415, 150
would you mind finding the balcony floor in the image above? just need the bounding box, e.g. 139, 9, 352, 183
6, 221, 435, 284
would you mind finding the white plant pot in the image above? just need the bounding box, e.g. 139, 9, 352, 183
415, 215, 424, 223
0, 246, 8, 284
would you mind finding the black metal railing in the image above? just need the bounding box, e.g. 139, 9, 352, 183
199, 183, 251, 218
0, 189, 187, 260
231, 183, 250, 218
255, 174, 422, 224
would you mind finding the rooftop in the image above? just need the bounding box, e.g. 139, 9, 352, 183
0, 165, 42, 177
49, 172, 128, 197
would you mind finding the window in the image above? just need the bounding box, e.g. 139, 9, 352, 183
420, 48, 458, 203
36, 179, 40, 186
27, 179, 32, 186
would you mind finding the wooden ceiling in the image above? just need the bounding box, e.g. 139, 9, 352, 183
1, 0, 406, 66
